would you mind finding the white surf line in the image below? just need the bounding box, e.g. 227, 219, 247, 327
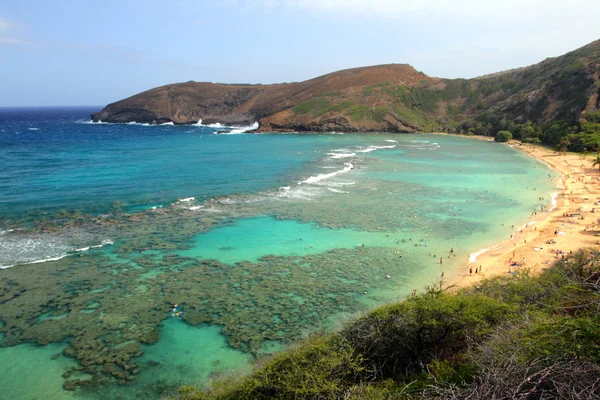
468, 245, 502, 263
299, 162, 354, 185
327, 152, 356, 159
355, 144, 396, 153
549, 192, 559, 212
0, 239, 115, 269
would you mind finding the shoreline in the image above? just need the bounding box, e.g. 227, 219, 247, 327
446, 139, 600, 290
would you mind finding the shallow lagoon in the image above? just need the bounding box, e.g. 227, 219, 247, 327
0, 119, 559, 400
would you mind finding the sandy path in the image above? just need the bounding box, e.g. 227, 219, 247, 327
446, 140, 600, 290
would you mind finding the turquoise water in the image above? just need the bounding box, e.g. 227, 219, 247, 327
0, 109, 558, 399
0, 342, 85, 400
179, 217, 403, 264
83, 319, 252, 400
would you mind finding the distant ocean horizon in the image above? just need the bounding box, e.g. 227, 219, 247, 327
0, 107, 559, 399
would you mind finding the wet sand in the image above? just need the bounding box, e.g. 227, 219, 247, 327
448, 139, 600, 289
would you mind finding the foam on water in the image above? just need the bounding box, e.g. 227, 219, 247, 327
468, 245, 501, 263
356, 144, 396, 153
550, 192, 559, 211
328, 152, 356, 159
277, 185, 322, 200
228, 121, 259, 133
0, 230, 114, 268
328, 188, 349, 194
300, 162, 354, 184
126, 121, 151, 126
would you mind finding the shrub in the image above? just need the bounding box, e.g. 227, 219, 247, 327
292, 98, 330, 117
188, 335, 364, 400
372, 106, 388, 122
341, 291, 512, 380
495, 130, 512, 142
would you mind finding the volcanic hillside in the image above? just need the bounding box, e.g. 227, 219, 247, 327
93, 40, 600, 133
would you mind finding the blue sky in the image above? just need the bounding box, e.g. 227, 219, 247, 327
1, 0, 600, 107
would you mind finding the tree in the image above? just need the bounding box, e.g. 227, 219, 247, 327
481, 122, 493, 137
555, 136, 571, 155
521, 121, 536, 140
592, 153, 600, 172
542, 121, 577, 146
495, 131, 513, 142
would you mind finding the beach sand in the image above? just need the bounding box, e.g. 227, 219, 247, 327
448, 140, 600, 290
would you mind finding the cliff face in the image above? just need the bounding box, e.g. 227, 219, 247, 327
92, 40, 600, 132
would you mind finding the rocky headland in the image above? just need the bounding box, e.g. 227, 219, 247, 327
93, 40, 600, 133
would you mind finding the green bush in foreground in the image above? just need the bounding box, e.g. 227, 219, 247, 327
177, 336, 365, 400
172, 250, 600, 400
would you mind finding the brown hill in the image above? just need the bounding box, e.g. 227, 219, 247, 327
92, 40, 600, 133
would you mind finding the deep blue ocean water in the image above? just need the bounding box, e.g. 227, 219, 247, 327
0, 108, 560, 399
0, 107, 336, 219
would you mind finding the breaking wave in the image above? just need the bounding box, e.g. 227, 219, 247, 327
300, 162, 354, 185
195, 119, 259, 134
356, 144, 396, 153
227, 122, 260, 134
0, 235, 114, 269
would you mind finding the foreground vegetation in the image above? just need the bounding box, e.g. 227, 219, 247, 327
171, 250, 600, 399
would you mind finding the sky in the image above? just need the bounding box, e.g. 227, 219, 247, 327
1, 0, 600, 107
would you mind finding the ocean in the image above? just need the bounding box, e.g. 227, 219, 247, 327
0, 107, 558, 399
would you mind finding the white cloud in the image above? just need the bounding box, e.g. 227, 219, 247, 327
0, 16, 31, 46
0, 16, 13, 31
0, 36, 31, 45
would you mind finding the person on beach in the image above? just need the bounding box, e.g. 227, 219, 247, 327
469, 267, 472, 275
440, 257, 443, 264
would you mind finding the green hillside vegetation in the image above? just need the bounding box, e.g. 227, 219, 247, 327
285, 40, 600, 142
173, 250, 600, 399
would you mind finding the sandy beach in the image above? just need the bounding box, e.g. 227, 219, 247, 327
448, 139, 600, 289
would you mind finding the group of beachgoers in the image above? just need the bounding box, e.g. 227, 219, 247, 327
503, 156, 600, 276
359, 239, 460, 297
468, 265, 482, 275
